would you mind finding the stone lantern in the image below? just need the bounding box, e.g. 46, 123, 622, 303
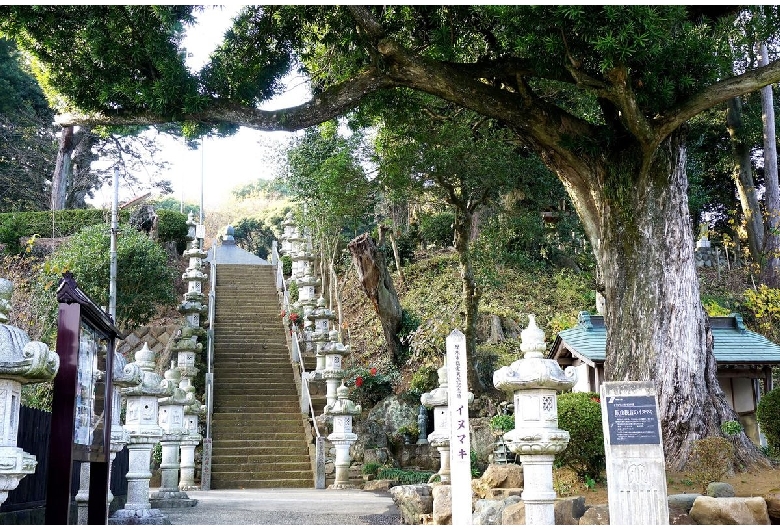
296, 274, 320, 311
321, 330, 350, 408
110, 343, 174, 524
307, 297, 336, 368
150, 362, 196, 508
179, 397, 204, 491
291, 248, 315, 279
0, 278, 59, 506
493, 315, 577, 525
324, 382, 361, 488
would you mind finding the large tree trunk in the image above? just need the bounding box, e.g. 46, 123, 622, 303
727, 97, 765, 263
348, 233, 404, 363
50, 125, 75, 211
760, 43, 780, 286
580, 133, 766, 471
452, 207, 484, 391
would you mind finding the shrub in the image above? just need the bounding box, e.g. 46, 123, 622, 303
408, 363, 438, 398
555, 392, 605, 480
155, 209, 188, 252
281, 254, 292, 277
344, 365, 397, 408
37, 223, 177, 332
489, 413, 515, 434
418, 211, 455, 248
362, 462, 384, 476
377, 467, 434, 485
684, 437, 734, 493
757, 387, 780, 454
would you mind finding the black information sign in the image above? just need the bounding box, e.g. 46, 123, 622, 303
605, 395, 661, 445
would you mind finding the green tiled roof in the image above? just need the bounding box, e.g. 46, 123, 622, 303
550, 312, 780, 364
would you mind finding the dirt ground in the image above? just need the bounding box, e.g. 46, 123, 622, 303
556, 463, 780, 506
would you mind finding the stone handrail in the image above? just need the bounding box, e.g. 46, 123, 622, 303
200, 239, 217, 490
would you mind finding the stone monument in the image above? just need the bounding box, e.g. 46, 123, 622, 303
324, 382, 361, 488
493, 315, 577, 525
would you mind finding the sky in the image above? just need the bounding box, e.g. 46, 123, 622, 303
88, 5, 310, 211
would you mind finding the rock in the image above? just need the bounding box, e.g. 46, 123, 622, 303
472, 496, 521, 525
669, 505, 697, 525
389, 484, 433, 525
579, 504, 610, 525
501, 501, 525, 525
485, 488, 523, 500
689, 496, 770, 525
432, 484, 452, 525
362, 479, 397, 492
763, 492, 780, 524
554, 496, 586, 525
667, 493, 700, 513
473, 463, 523, 495
706, 481, 735, 498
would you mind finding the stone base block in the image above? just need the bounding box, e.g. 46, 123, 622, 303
149, 490, 197, 509
108, 508, 171, 525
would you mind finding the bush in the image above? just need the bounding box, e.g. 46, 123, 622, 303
344, 365, 397, 408
489, 413, 515, 434
37, 223, 177, 332
684, 437, 735, 493
155, 209, 188, 252
757, 387, 780, 454
377, 467, 434, 485
281, 254, 292, 277
555, 392, 605, 480
418, 211, 455, 248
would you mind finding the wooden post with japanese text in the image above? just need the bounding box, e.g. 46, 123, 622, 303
447, 329, 472, 526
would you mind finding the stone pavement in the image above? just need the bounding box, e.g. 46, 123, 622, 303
160, 488, 403, 526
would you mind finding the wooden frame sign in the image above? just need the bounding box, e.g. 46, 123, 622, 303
44, 272, 123, 525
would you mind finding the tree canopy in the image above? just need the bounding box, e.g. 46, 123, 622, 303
4, 5, 780, 469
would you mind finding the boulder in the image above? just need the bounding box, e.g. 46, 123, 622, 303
667, 493, 700, 513
472, 496, 521, 525
472, 463, 524, 499
763, 492, 780, 524
501, 500, 525, 525
432, 484, 452, 525
554, 496, 587, 525
669, 504, 697, 525
579, 504, 610, 525
389, 484, 433, 525
689, 496, 770, 525
706, 481, 735, 498
362, 479, 398, 492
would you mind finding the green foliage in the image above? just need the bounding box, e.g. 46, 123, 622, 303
155, 209, 188, 250
720, 420, 743, 436
555, 392, 605, 480
377, 467, 434, 485
281, 254, 292, 277
757, 387, 780, 454
361, 462, 385, 476
489, 414, 515, 433
0, 209, 115, 248
152, 441, 163, 468
287, 279, 298, 304
743, 285, 780, 342
703, 297, 735, 317
232, 217, 276, 259
408, 363, 438, 398
21, 382, 53, 411
344, 365, 398, 408
684, 437, 735, 493
418, 212, 454, 248
37, 223, 177, 331
396, 423, 419, 439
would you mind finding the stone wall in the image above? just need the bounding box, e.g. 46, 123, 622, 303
116, 325, 179, 367
695, 241, 727, 269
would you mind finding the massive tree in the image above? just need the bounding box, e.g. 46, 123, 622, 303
4, 5, 780, 469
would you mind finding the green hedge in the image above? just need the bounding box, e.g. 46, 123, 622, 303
0, 208, 187, 253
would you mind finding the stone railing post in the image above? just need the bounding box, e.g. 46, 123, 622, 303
493, 315, 577, 525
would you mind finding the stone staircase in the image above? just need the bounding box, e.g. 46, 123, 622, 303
210, 264, 314, 489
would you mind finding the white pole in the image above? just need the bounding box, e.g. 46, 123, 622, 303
109, 167, 119, 321
200, 136, 205, 225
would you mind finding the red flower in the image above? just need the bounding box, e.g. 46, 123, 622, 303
369, 367, 377, 376
591, 397, 600, 403
355, 376, 364, 387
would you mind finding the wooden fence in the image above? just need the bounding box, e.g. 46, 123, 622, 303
0, 405, 128, 514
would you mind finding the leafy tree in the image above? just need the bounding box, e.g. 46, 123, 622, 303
38, 223, 177, 332
0, 37, 54, 212
232, 217, 275, 259
6, 5, 780, 469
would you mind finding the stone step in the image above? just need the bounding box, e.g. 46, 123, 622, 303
210, 427, 306, 438
211, 454, 312, 466
210, 462, 311, 473
209, 477, 313, 489
212, 406, 302, 414
209, 443, 310, 456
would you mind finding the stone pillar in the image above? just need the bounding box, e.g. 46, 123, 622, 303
493, 315, 577, 525
179, 398, 203, 491
0, 278, 59, 506
297, 274, 320, 314
321, 330, 350, 409
307, 296, 336, 360
325, 382, 361, 489
109, 343, 174, 524
421, 351, 456, 484
150, 362, 196, 508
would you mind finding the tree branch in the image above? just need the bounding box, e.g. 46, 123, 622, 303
655, 58, 780, 143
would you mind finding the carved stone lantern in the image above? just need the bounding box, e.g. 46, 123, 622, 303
296, 274, 320, 312
321, 330, 350, 408
493, 315, 577, 525
109, 343, 174, 524
0, 278, 59, 506
179, 397, 204, 491
150, 362, 196, 508
291, 248, 316, 279
324, 382, 361, 488
307, 297, 336, 370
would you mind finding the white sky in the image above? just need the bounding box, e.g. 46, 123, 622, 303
88, 5, 310, 210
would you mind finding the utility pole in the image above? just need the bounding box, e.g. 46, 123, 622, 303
109, 166, 119, 321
